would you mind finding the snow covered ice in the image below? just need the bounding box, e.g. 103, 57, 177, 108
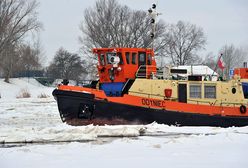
1, 78, 248, 168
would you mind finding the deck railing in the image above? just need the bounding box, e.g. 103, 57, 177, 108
135, 65, 170, 79
135, 65, 158, 79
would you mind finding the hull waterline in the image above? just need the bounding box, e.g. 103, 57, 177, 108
52, 89, 248, 127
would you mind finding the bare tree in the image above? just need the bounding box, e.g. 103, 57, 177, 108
163, 21, 206, 65
47, 48, 86, 81
0, 41, 43, 80
80, 0, 167, 52
80, 0, 206, 69
16, 43, 42, 72
202, 52, 216, 70
219, 44, 247, 78
0, 43, 18, 82
0, 0, 41, 82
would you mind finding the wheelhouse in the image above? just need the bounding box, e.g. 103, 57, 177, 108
93, 48, 156, 96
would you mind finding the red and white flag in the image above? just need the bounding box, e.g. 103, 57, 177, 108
217, 54, 225, 70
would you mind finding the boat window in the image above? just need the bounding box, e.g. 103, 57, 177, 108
138, 52, 146, 66
117, 52, 123, 65
189, 85, 201, 98
139, 53, 145, 62
100, 54, 105, 66
147, 54, 152, 65
204, 85, 216, 99
132, 53, 137, 64
126, 52, 130, 64
242, 83, 248, 99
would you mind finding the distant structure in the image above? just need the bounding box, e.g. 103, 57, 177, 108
161, 65, 218, 81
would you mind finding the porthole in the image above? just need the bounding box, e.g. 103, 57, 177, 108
232, 88, 236, 94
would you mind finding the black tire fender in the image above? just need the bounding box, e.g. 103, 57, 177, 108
240, 105, 246, 114
78, 104, 94, 119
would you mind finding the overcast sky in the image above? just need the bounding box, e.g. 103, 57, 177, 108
38, 0, 248, 64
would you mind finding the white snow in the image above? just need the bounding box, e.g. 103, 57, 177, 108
0, 78, 248, 168
0, 78, 53, 99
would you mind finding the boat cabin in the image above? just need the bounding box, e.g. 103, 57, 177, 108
234, 68, 248, 79
93, 48, 156, 96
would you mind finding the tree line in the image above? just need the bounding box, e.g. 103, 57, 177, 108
0, 0, 42, 82
0, 0, 247, 83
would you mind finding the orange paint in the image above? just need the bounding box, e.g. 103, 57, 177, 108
58, 85, 248, 117
93, 48, 157, 83
234, 68, 248, 79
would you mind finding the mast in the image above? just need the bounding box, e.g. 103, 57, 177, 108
148, 4, 161, 49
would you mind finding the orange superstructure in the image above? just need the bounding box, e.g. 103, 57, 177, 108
93, 48, 156, 83
234, 68, 248, 79
92, 48, 157, 96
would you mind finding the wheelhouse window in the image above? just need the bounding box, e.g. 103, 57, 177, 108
100, 54, 105, 65
132, 53, 137, 64
204, 85, 216, 99
242, 83, 248, 99
190, 85, 201, 98
139, 53, 145, 62
148, 54, 152, 65
125, 52, 130, 64
117, 52, 123, 65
